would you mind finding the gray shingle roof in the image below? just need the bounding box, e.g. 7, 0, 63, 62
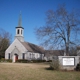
44, 50, 64, 57
21, 41, 64, 56
21, 42, 44, 54
77, 46, 80, 50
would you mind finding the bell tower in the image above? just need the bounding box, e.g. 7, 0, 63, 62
15, 12, 24, 42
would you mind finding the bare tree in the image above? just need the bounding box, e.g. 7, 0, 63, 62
0, 28, 12, 58
35, 4, 80, 56
69, 46, 77, 56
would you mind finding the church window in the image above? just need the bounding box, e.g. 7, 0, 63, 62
32, 54, 35, 59
8, 53, 10, 59
21, 30, 22, 34
22, 53, 25, 59
30, 53, 31, 59
17, 29, 19, 34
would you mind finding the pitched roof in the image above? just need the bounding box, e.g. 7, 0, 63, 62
21, 42, 44, 54
44, 50, 64, 57
21, 41, 64, 56
77, 46, 80, 50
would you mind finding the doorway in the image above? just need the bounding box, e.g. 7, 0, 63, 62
13, 54, 18, 62
15, 54, 18, 61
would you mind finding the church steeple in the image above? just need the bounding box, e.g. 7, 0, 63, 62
18, 11, 22, 27
15, 12, 24, 42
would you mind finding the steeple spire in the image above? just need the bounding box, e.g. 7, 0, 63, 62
15, 11, 24, 42
18, 11, 22, 27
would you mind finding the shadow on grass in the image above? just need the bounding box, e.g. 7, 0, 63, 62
44, 66, 80, 72
44, 67, 54, 70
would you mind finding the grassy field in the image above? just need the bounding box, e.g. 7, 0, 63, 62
0, 63, 80, 80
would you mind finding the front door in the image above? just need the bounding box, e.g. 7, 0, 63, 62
15, 54, 18, 61
13, 54, 18, 62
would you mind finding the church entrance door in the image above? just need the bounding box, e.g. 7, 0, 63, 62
15, 54, 18, 61
13, 54, 18, 62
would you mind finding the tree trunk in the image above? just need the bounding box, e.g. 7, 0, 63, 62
66, 46, 69, 56
65, 41, 69, 56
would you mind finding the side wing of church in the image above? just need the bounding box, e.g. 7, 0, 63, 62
5, 13, 44, 62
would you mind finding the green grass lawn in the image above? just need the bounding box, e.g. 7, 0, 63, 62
0, 63, 80, 80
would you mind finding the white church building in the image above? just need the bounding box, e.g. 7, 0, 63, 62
5, 13, 44, 62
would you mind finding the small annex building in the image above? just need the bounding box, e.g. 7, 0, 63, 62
5, 13, 44, 62
77, 47, 80, 56
44, 50, 64, 61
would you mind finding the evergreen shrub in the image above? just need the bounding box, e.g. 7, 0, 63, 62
76, 62, 80, 71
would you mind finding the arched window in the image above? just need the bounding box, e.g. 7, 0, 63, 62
17, 29, 19, 34
21, 30, 22, 34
